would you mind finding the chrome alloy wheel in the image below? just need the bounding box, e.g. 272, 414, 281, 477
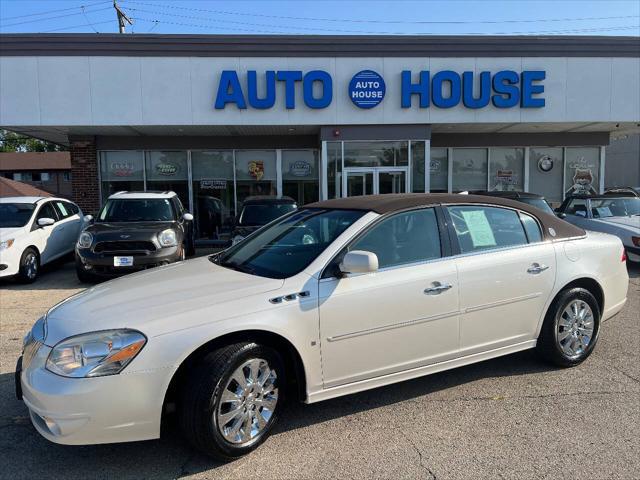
556, 300, 595, 358
24, 252, 38, 280
216, 358, 278, 445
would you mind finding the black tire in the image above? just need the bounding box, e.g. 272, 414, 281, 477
179, 342, 285, 461
536, 287, 601, 367
16, 247, 39, 283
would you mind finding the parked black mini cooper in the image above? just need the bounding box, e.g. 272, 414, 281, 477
230, 196, 297, 246
75, 191, 195, 282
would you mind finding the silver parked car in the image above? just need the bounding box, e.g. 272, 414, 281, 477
556, 195, 640, 263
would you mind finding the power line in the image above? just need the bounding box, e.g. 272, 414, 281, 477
127, 7, 640, 35
43, 20, 114, 33
0, 1, 109, 21
81, 5, 100, 33
121, 1, 640, 26
0, 6, 112, 28
130, 16, 639, 36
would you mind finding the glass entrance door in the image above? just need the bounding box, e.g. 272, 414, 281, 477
343, 168, 408, 197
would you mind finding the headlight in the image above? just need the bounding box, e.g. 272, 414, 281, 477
46, 329, 146, 378
158, 229, 177, 247
0, 238, 14, 250
77, 231, 93, 249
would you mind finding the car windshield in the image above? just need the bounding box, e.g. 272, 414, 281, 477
214, 208, 365, 279
590, 197, 640, 218
519, 198, 554, 215
97, 199, 175, 222
238, 203, 297, 226
0, 203, 36, 228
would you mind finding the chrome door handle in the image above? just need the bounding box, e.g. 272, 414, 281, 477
527, 263, 549, 274
424, 282, 452, 295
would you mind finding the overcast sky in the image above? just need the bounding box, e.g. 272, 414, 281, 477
0, 0, 639, 35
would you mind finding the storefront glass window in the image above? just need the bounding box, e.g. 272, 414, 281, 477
529, 147, 564, 204
489, 148, 524, 191
452, 148, 488, 192
191, 151, 235, 241
282, 150, 319, 205
327, 142, 342, 199
411, 141, 425, 192
145, 151, 189, 208
99, 151, 144, 203
235, 150, 277, 208
564, 147, 600, 196
430, 148, 448, 192
344, 141, 408, 168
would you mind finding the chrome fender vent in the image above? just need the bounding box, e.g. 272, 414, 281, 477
269, 291, 310, 304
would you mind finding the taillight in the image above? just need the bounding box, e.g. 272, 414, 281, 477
621, 249, 627, 262
632, 236, 640, 247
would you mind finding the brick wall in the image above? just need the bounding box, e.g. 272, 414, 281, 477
69, 136, 100, 213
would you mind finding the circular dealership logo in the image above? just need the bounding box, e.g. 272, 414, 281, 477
349, 70, 385, 109
538, 155, 554, 172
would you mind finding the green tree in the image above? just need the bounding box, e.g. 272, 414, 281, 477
0, 130, 66, 152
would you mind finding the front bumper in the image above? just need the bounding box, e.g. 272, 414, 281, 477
76, 245, 181, 277
17, 344, 168, 445
0, 251, 19, 278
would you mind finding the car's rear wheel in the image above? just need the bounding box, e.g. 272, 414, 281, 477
17, 248, 39, 283
179, 342, 284, 461
536, 287, 600, 367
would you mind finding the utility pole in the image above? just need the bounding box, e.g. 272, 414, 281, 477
114, 1, 133, 34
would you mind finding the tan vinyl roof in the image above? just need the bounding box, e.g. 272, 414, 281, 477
306, 193, 585, 241
0, 152, 70, 171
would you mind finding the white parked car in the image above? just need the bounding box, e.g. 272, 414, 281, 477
556, 194, 640, 263
0, 196, 84, 283
17, 194, 628, 460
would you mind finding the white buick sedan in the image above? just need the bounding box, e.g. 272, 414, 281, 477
17, 194, 629, 460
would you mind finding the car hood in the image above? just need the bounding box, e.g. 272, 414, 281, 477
44, 256, 284, 345
85, 221, 176, 238
0, 226, 26, 241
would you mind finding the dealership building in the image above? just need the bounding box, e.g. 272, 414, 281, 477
1, 34, 639, 244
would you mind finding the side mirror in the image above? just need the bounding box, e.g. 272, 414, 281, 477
183, 212, 194, 221
556, 212, 567, 219
339, 250, 379, 275
83, 214, 94, 223
37, 217, 55, 227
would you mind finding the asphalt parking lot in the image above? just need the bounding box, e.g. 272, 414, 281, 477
1, 257, 638, 480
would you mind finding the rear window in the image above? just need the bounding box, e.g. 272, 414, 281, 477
519, 198, 554, 215
448, 206, 528, 254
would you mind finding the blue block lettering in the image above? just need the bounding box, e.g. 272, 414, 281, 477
462, 71, 491, 109
214, 71, 246, 109
303, 70, 332, 109
276, 70, 303, 109
247, 70, 276, 109
432, 71, 461, 109
492, 71, 520, 108
521, 70, 545, 108
401, 70, 430, 108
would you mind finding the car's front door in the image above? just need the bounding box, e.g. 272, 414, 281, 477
447, 205, 556, 354
319, 208, 460, 388
32, 201, 63, 263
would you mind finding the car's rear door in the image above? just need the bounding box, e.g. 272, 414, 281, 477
319, 207, 460, 388
447, 205, 556, 355
52, 200, 81, 253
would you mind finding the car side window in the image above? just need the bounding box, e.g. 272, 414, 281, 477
36, 202, 58, 223
348, 208, 441, 269
565, 199, 588, 217
65, 202, 79, 215
53, 201, 71, 219
447, 206, 528, 254
519, 212, 543, 243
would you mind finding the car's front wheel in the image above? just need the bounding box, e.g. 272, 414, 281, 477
536, 287, 600, 367
179, 342, 284, 461
17, 248, 39, 283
